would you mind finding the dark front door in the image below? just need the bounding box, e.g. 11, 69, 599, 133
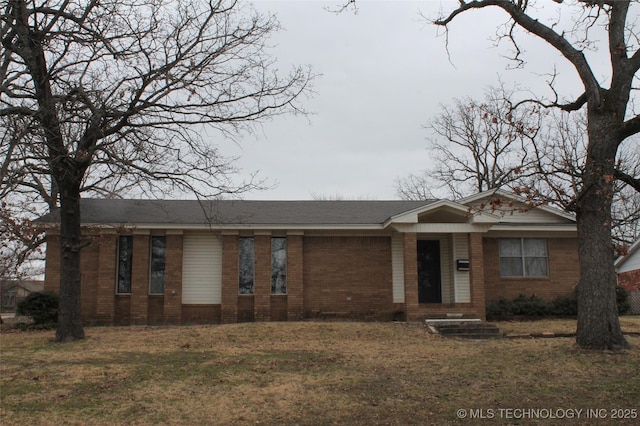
417, 240, 442, 303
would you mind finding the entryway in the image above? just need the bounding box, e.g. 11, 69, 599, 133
417, 240, 442, 303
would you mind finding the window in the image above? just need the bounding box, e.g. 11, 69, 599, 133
499, 238, 548, 277
238, 237, 254, 294
150, 236, 166, 294
117, 236, 133, 293
271, 237, 287, 294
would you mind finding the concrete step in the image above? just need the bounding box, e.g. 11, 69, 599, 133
426, 320, 502, 339
442, 332, 503, 339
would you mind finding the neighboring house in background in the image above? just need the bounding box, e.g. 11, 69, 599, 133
37, 190, 579, 326
616, 239, 640, 314
0, 280, 44, 313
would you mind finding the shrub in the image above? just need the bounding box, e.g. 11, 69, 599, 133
16, 291, 59, 326
511, 294, 551, 317
487, 287, 630, 320
617, 286, 630, 315
551, 293, 577, 317
486, 297, 513, 319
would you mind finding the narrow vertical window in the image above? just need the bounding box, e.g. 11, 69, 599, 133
271, 237, 287, 294
238, 237, 255, 294
117, 236, 133, 294
150, 236, 166, 294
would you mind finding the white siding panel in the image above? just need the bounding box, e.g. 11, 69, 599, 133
182, 233, 222, 304
453, 234, 471, 303
470, 199, 567, 224
618, 251, 640, 273
440, 236, 454, 303
391, 233, 405, 303
499, 207, 565, 223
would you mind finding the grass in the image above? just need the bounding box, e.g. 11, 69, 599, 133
1, 319, 639, 425
495, 315, 640, 335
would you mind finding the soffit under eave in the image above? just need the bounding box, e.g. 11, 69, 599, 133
486, 224, 578, 235
73, 223, 389, 232
388, 223, 495, 233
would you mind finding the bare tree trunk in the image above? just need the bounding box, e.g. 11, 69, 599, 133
575, 114, 628, 349
55, 183, 85, 342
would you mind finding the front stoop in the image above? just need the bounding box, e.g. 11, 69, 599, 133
425, 318, 503, 339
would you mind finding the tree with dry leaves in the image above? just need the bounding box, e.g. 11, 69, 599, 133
433, 0, 640, 350
520, 108, 640, 250
1, 0, 312, 341
395, 90, 640, 249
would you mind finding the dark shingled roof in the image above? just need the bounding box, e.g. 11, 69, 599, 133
37, 199, 436, 226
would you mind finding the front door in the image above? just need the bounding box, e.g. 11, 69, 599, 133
417, 240, 442, 303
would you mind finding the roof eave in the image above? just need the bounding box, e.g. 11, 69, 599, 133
69, 222, 389, 231
615, 239, 640, 268
489, 223, 577, 232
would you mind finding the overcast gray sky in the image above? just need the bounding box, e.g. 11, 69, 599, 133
227, 0, 587, 200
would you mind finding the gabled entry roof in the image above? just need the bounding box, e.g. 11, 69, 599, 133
385, 199, 500, 226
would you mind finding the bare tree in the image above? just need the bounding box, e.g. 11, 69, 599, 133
1, 0, 313, 341
396, 85, 541, 199
394, 174, 437, 201
433, 0, 640, 349
0, 114, 57, 279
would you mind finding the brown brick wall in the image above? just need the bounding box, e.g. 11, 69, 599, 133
45, 229, 191, 326
237, 295, 255, 322
129, 234, 149, 325
618, 270, 640, 292
44, 227, 580, 327
287, 235, 304, 320
44, 231, 115, 325
254, 235, 271, 321
44, 233, 60, 294
220, 234, 239, 324
79, 233, 99, 325
302, 236, 393, 319
95, 233, 116, 325
483, 237, 579, 303
271, 295, 288, 321
469, 233, 486, 320
182, 305, 221, 324
163, 234, 183, 324
148, 295, 164, 324
114, 296, 131, 326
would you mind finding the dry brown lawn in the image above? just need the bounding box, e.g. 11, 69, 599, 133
1, 319, 639, 425
496, 315, 640, 335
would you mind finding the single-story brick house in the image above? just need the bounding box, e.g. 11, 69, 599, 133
616, 239, 640, 314
39, 190, 579, 326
